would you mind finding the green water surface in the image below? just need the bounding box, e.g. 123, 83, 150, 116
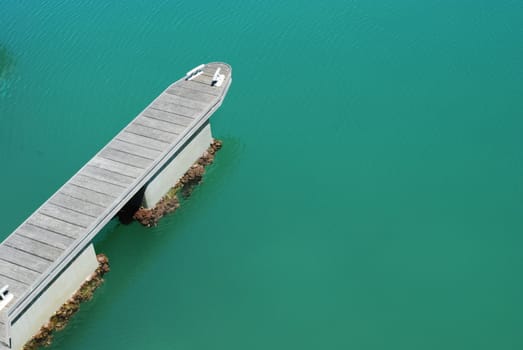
1, 1, 522, 349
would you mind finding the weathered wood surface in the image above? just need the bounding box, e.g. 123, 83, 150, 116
0, 62, 231, 343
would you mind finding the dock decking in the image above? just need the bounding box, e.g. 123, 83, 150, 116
0, 62, 231, 344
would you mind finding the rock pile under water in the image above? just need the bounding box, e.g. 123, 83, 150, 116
23, 254, 110, 350
133, 139, 222, 227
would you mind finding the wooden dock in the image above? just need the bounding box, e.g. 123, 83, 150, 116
0, 62, 231, 346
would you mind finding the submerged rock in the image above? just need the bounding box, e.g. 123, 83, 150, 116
133, 139, 222, 227
23, 254, 110, 350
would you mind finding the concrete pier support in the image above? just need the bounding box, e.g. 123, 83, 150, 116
143, 123, 213, 208
9, 244, 98, 349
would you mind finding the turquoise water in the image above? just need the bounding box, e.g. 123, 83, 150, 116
1, 1, 523, 349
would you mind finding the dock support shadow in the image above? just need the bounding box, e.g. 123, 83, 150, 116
116, 186, 145, 224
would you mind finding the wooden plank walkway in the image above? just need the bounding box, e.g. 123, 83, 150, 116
0, 62, 231, 345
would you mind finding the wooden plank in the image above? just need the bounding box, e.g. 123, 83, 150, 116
49, 192, 106, 218
202, 64, 219, 73
203, 64, 231, 75
0, 245, 51, 274
81, 165, 135, 187
27, 212, 85, 239
0, 323, 5, 341
17, 223, 75, 250
126, 123, 178, 144
70, 174, 127, 199
5, 234, 63, 262
142, 108, 193, 126
0, 259, 40, 285
151, 99, 200, 119
116, 131, 170, 152
196, 64, 231, 86
106, 139, 163, 160
166, 85, 217, 103
158, 93, 208, 111
178, 80, 221, 96
0, 274, 28, 296
60, 183, 114, 207
0, 324, 6, 345
100, 147, 153, 169
89, 156, 143, 179
39, 202, 95, 227
190, 73, 213, 85
135, 115, 187, 135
